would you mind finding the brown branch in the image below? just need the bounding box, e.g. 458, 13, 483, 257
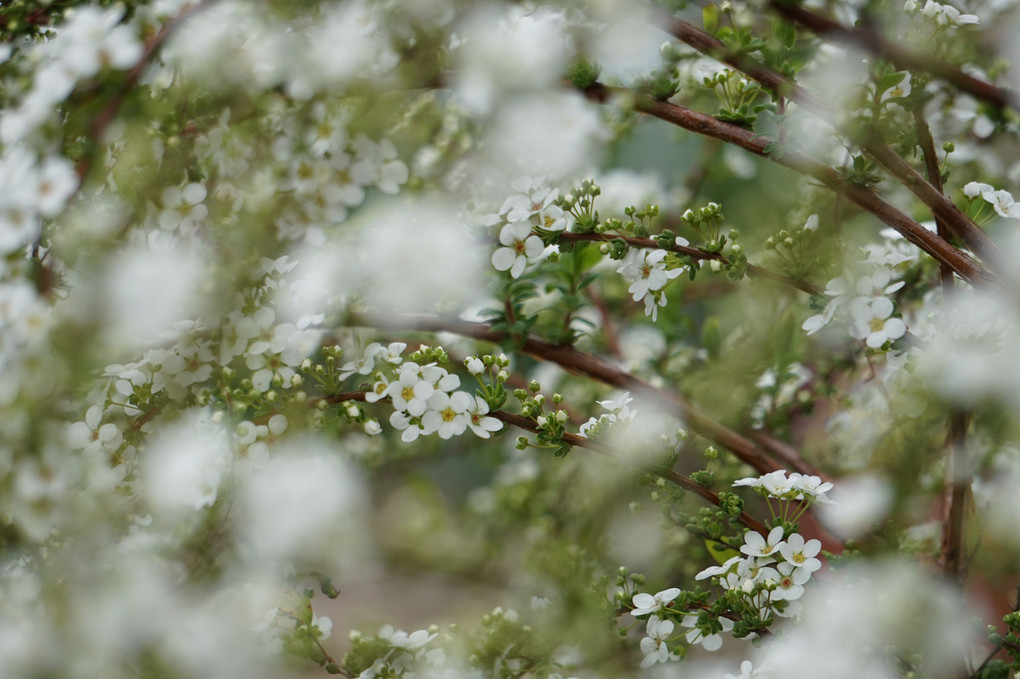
348, 311, 821, 481
766, 1, 1017, 112
662, 18, 1003, 276
580, 83, 991, 285
557, 232, 820, 295
488, 410, 770, 536
940, 412, 971, 578
912, 108, 973, 579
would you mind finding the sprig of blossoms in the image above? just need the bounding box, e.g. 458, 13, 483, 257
578, 391, 637, 438
616, 247, 685, 321
964, 181, 1020, 219
802, 263, 907, 349
732, 469, 833, 505
338, 344, 503, 443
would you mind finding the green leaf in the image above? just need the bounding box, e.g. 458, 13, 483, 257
706, 539, 740, 565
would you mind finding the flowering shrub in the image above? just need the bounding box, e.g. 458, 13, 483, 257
2, 0, 1020, 677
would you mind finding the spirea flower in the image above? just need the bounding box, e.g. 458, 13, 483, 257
491, 222, 544, 278
631, 587, 681, 617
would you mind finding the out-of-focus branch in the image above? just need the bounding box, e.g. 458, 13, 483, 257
912, 107, 973, 579
766, 1, 1017, 112
580, 83, 991, 285
662, 18, 1004, 275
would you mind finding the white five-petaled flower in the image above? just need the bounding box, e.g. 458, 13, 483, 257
771, 562, 812, 601
387, 365, 437, 417
465, 395, 502, 439
854, 267, 904, 298
639, 617, 677, 667
963, 181, 1020, 218
849, 296, 906, 348
422, 390, 473, 439
631, 587, 681, 617
617, 249, 682, 303
778, 532, 823, 573
740, 526, 786, 559
500, 182, 567, 231
68, 405, 123, 454
492, 222, 544, 278
788, 473, 834, 503
734, 469, 793, 498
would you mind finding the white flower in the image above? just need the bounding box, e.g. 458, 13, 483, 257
491, 222, 544, 278
740, 526, 786, 559
639, 617, 677, 667
466, 396, 502, 439
771, 562, 812, 601
695, 554, 743, 580
617, 249, 682, 303
849, 296, 906, 348
389, 628, 437, 650
631, 587, 681, 617
387, 365, 437, 417
363, 419, 382, 435
734, 469, 793, 498
158, 182, 208, 234
365, 375, 391, 403
788, 473, 834, 504
778, 533, 823, 573
983, 190, 1020, 219
500, 181, 566, 231
67, 405, 123, 454
597, 391, 635, 421
422, 390, 472, 439
964, 181, 994, 198
854, 267, 905, 298
311, 613, 333, 640
465, 356, 485, 374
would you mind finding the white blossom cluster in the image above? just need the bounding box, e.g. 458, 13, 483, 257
963, 181, 1020, 219
802, 256, 908, 350
628, 471, 831, 669
578, 391, 637, 438
345, 344, 502, 442
616, 242, 687, 321
485, 177, 567, 279
749, 363, 812, 430
903, 0, 980, 26
352, 625, 442, 679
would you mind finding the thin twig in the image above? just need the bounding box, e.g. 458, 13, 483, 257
579, 83, 991, 285
766, 1, 1017, 112
661, 18, 1003, 275
913, 107, 973, 579
488, 410, 770, 536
